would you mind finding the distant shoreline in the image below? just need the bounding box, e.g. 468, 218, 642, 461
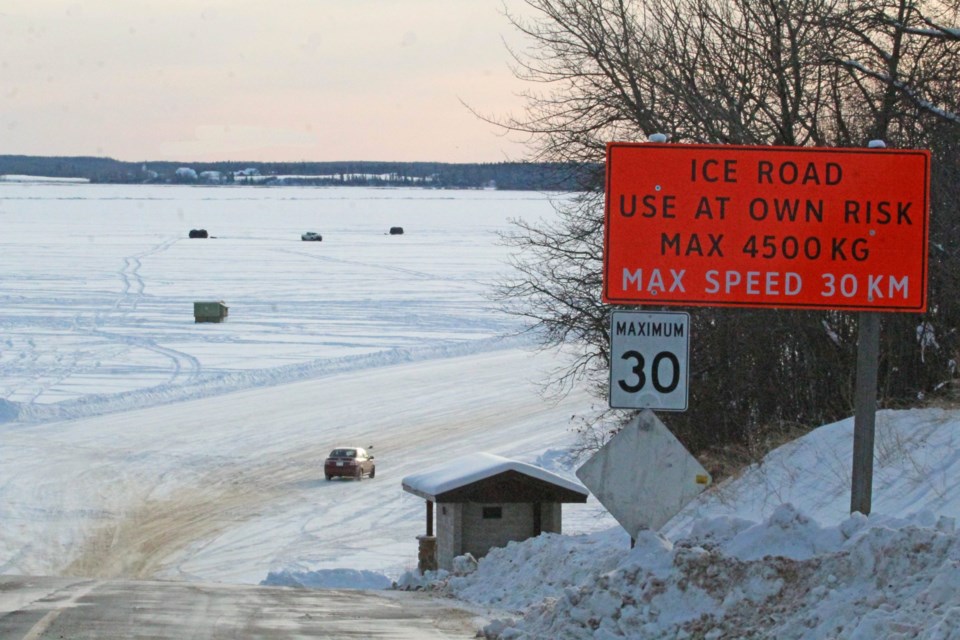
0, 155, 595, 191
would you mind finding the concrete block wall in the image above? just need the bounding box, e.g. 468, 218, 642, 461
461, 503, 532, 561
542, 502, 562, 534
436, 503, 463, 571
435, 501, 564, 571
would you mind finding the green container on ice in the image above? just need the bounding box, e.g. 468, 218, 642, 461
194, 301, 229, 323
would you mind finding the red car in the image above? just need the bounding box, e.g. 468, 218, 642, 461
324, 446, 375, 480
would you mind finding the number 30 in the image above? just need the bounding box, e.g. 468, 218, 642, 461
618, 350, 681, 393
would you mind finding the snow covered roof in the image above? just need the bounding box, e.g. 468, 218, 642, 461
402, 452, 588, 502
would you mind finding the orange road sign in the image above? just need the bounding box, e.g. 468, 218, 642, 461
603, 143, 930, 311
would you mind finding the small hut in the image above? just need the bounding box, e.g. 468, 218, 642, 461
193, 301, 229, 323
389, 226, 404, 235
402, 452, 588, 572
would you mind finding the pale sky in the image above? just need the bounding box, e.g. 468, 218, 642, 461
0, 1, 537, 163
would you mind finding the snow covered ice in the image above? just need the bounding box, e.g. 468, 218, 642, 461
3, 183, 960, 638
0, 184, 608, 584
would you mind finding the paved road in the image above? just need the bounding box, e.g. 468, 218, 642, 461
0, 576, 482, 639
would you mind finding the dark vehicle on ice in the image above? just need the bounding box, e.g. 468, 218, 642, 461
324, 446, 375, 480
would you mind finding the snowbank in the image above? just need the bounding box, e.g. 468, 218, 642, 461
405, 505, 960, 639
261, 568, 392, 590
385, 409, 960, 638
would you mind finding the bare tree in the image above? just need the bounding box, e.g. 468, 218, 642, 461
829, 0, 960, 137
495, 0, 960, 458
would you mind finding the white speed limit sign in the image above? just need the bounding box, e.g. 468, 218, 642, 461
609, 310, 689, 411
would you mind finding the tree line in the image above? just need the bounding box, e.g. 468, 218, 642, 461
0, 155, 593, 192
493, 0, 960, 466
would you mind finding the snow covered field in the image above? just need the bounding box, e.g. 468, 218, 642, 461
0, 184, 557, 417
0, 183, 611, 584
4, 183, 960, 638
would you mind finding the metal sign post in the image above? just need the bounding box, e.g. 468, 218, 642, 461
851, 312, 880, 515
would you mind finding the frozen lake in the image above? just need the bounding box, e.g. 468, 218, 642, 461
0, 183, 609, 584
0, 184, 561, 421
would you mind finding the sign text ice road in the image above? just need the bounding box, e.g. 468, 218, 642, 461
603, 143, 930, 311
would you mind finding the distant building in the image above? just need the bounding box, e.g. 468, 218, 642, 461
175, 167, 198, 181
199, 171, 223, 183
